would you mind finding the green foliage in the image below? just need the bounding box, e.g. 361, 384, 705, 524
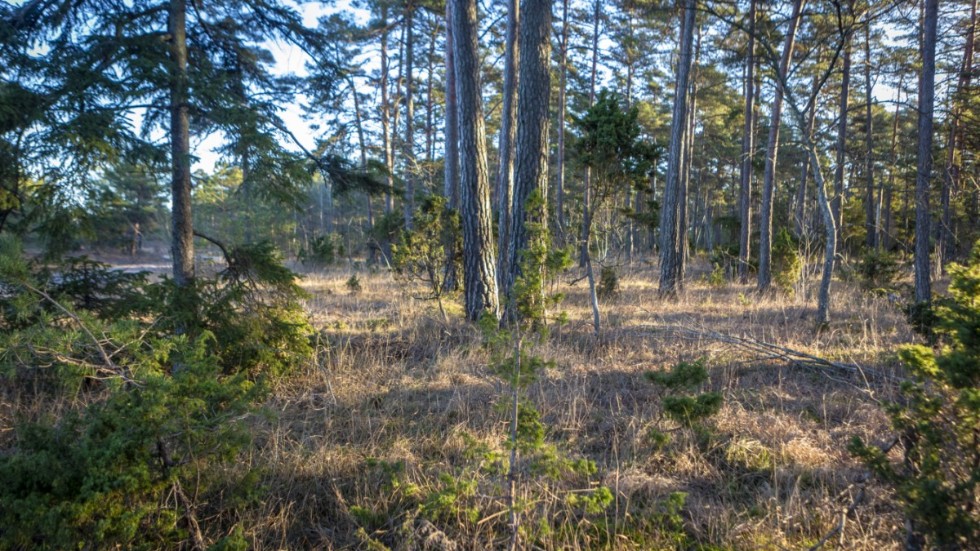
300, 233, 343, 265
3, 237, 310, 382
573, 89, 659, 204
46, 256, 153, 318
771, 228, 801, 294
0, 334, 260, 550
646, 359, 723, 428
480, 200, 608, 545
597, 265, 619, 299
509, 190, 570, 330
0, 235, 315, 549
198, 242, 313, 377
858, 249, 902, 292
82, 162, 168, 251
851, 242, 980, 548
566, 486, 614, 515
391, 195, 460, 306
705, 263, 726, 287
346, 274, 362, 295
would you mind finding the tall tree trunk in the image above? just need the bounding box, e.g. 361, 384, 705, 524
555, 0, 569, 240
884, 74, 904, 252
795, 73, 819, 239
812, 146, 836, 325
580, 0, 601, 268
169, 0, 193, 292
381, 6, 395, 216
425, 15, 438, 166
757, 0, 803, 293
497, 0, 520, 292
914, 0, 938, 305
738, 0, 756, 283
624, 8, 636, 263
833, 36, 851, 249
505, 0, 552, 313
658, 0, 695, 296
350, 77, 372, 230
452, 0, 499, 321
443, 1, 460, 291
678, 31, 700, 289
403, 3, 416, 229
444, 3, 459, 210
864, 24, 876, 249
940, 0, 977, 269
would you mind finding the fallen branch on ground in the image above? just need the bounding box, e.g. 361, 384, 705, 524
616, 324, 905, 397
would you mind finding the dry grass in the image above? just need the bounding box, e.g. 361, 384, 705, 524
217, 257, 916, 550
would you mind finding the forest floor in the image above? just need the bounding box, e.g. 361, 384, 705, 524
226, 256, 916, 550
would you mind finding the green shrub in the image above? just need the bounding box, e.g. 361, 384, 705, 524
646, 359, 722, 427
0, 334, 260, 550
346, 274, 362, 295
858, 249, 901, 292
391, 195, 461, 318
597, 265, 619, 299
0, 236, 311, 549
299, 233, 342, 265
851, 241, 980, 548
771, 228, 801, 294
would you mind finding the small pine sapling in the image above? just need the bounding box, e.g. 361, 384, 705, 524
850, 241, 980, 548
487, 191, 606, 548
391, 196, 461, 321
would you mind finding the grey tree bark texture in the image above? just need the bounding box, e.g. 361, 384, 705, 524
556, 0, 569, 239
579, 0, 601, 268
169, 0, 194, 291
658, 0, 695, 297
380, 6, 395, 216
864, 25, 876, 250
738, 0, 755, 283
914, 0, 938, 305
443, 2, 459, 209
505, 0, 552, 315
757, 0, 802, 293
402, 3, 416, 230
833, 36, 851, 247
442, 0, 460, 292
451, 0, 500, 321
496, 0, 519, 291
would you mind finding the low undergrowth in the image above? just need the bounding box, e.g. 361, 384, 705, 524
1, 239, 923, 549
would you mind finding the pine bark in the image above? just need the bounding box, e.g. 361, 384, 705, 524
555, 0, 569, 239
678, 36, 700, 290
863, 25, 875, 250
381, 6, 395, 215
496, 0, 520, 290
579, 0, 601, 268
738, 0, 756, 283
169, 0, 193, 290
505, 0, 552, 310
658, 0, 695, 296
452, 0, 499, 321
444, 2, 459, 209
443, 0, 460, 291
403, 3, 416, 229
795, 74, 819, 239
757, 0, 803, 293
914, 0, 938, 304
833, 37, 851, 248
